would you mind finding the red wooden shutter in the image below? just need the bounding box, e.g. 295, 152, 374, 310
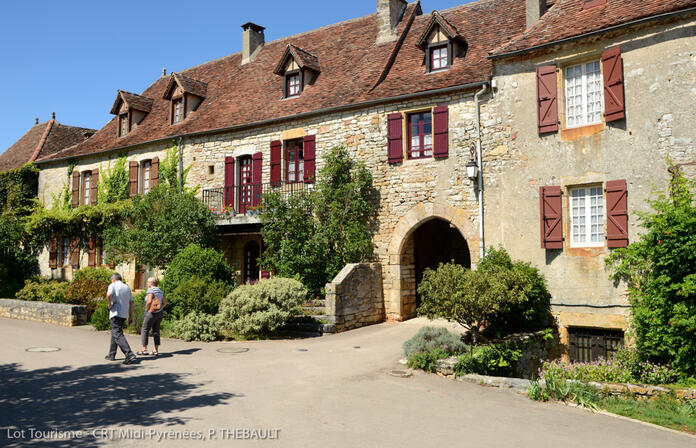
270, 140, 282, 185
252, 151, 262, 207
387, 113, 403, 163
606, 179, 628, 248
539, 186, 563, 249
150, 157, 159, 188
224, 156, 235, 208
88, 238, 96, 267
433, 105, 449, 159
128, 161, 138, 197
602, 46, 625, 123
48, 238, 58, 269
536, 65, 558, 135
71, 238, 80, 269
90, 168, 99, 205
71, 171, 80, 207
303, 135, 316, 183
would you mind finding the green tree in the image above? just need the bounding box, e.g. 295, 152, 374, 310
103, 187, 217, 268
259, 146, 375, 296
417, 262, 531, 347
607, 174, 696, 374
160, 243, 235, 293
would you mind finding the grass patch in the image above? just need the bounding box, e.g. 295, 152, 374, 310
598, 395, 696, 434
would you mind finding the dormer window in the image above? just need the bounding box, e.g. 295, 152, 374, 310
416, 11, 466, 74
110, 90, 153, 138
119, 114, 129, 137
274, 44, 320, 99
163, 73, 207, 125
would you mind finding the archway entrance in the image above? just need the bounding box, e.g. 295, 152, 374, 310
412, 219, 471, 307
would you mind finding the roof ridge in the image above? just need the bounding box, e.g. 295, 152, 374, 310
30, 119, 55, 163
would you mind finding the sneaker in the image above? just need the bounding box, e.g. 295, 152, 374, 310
123, 354, 137, 365
105, 355, 116, 361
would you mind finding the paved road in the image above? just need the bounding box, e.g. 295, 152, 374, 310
0, 317, 692, 447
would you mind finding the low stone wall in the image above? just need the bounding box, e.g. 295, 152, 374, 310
586, 382, 696, 401
0, 299, 87, 326
325, 263, 384, 332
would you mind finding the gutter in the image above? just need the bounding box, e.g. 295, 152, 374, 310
489, 7, 696, 59
474, 83, 488, 261
36, 81, 487, 165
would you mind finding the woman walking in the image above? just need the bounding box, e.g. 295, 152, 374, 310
139, 277, 166, 356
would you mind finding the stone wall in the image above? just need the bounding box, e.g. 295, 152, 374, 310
0, 299, 87, 326
325, 263, 384, 332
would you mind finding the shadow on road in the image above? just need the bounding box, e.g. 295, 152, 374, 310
0, 360, 238, 447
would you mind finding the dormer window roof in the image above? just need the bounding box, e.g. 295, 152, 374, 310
274, 44, 320, 98
416, 11, 467, 73
110, 90, 153, 137
162, 73, 207, 124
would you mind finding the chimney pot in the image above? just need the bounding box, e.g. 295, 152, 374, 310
241, 22, 265, 65
35, 117, 39, 125
162, 68, 167, 77
526, 0, 547, 29
376, 0, 407, 44
51, 112, 55, 120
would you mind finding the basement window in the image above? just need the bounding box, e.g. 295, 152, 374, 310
568, 327, 624, 362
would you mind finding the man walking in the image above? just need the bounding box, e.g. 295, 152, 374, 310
105, 273, 137, 364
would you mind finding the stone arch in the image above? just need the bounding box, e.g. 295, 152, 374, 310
383, 202, 479, 321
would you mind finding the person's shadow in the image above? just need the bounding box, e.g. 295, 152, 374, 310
0, 357, 238, 447
135, 348, 200, 361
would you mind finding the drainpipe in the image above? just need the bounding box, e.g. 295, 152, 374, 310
474, 83, 488, 261
177, 136, 184, 195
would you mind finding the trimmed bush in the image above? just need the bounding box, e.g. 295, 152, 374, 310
407, 348, 448, 373
72, 266, 113, 284
219, 277, 306, 338
170, 311, 222, 342
403, 327, 468, 358
160, 244, 235, 293
65, 277, 109, 312
167, 276, 231, 320
455, 341, 524, 377
15, 279, 69, 303
90, 301, 111, 331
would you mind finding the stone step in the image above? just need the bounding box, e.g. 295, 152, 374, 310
301, 306, 327, 315
302, 299, 326, 307
283, 320, 336, 335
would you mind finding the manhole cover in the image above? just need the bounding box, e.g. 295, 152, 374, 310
216, 347, 249, 354
388, 369, 412, 378
26, 347, 61, 353
296, 348, 308, 352
353, 346, 361, 349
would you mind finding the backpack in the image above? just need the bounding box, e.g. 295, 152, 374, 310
150, 294, 162, 313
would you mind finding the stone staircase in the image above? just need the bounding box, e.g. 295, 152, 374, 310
283, 298, 336, 336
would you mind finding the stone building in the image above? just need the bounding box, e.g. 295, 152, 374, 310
32, 0, 696, 358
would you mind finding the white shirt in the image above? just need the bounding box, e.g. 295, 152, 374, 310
108, 280, 133, 319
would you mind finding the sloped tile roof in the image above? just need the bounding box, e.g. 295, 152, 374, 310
0, 120, 95, 170
490, 0, 696, 57
416, 10, 465, 48
39, 0, 529, 163
165, 73, 208, 99
109, 90, 154, 115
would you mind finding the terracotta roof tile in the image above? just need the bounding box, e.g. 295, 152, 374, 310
165, 73, 208, 99
491, 0, 696, 57
109, 90, 154, 115
0, 120, 95, 170
38, 0, 527, 163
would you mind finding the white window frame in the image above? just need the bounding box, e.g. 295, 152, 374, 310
564, 60, 603, 129
569, 185, 605, 248
140, 160, 151, 195
82, 172, 91, 205
62, 237, 71, 267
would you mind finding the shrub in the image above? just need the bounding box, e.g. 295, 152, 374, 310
219, 277, 306, 338
407, 348, 448, 373
65, 277, 109, 312
90, 301, 111, 331
16, 279, 69, 303
167, 276, 231, 320
403, 327, 468, 358
417, 261, 531, 345
606, 175, 696, 375
72, 266, 114, 284
454, 340, 524, 377
170, 311, 222, 342
160, 244, 235, 294
478, 247, 552, 337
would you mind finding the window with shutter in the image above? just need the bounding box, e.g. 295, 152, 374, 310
71, 238, 80, 269
569, 186, 604, 247
88, 238, 96, 267
602, 46, 625, 123
565, 60, 603, 128
62, 237, 71, 267
539, 186, 563, 249
128, 161, 138, 197
49, 238, 58, 269
82, 171, 92, 205
150, 158, 159, 189
536, 65, 558, 135
606, 179, 628, 248
270, 140, 282, 185
224, 156, 235, 208
303, 135, 316, 183
387, 113, 403, 164
251, 152, 262, 207
285, 139, 304, 183
408, 112, 433, 159
433, 105, 449, 159
71, 171, 80, 207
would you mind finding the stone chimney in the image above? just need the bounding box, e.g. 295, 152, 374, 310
376, 0, 407, 44
526, 0, 547, 29
35, 117, 39, 125
241, 22, 265, 65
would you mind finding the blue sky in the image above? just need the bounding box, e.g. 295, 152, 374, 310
0, 0, 471, 153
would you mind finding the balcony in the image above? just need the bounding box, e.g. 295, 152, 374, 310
202, 182, 310, 224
